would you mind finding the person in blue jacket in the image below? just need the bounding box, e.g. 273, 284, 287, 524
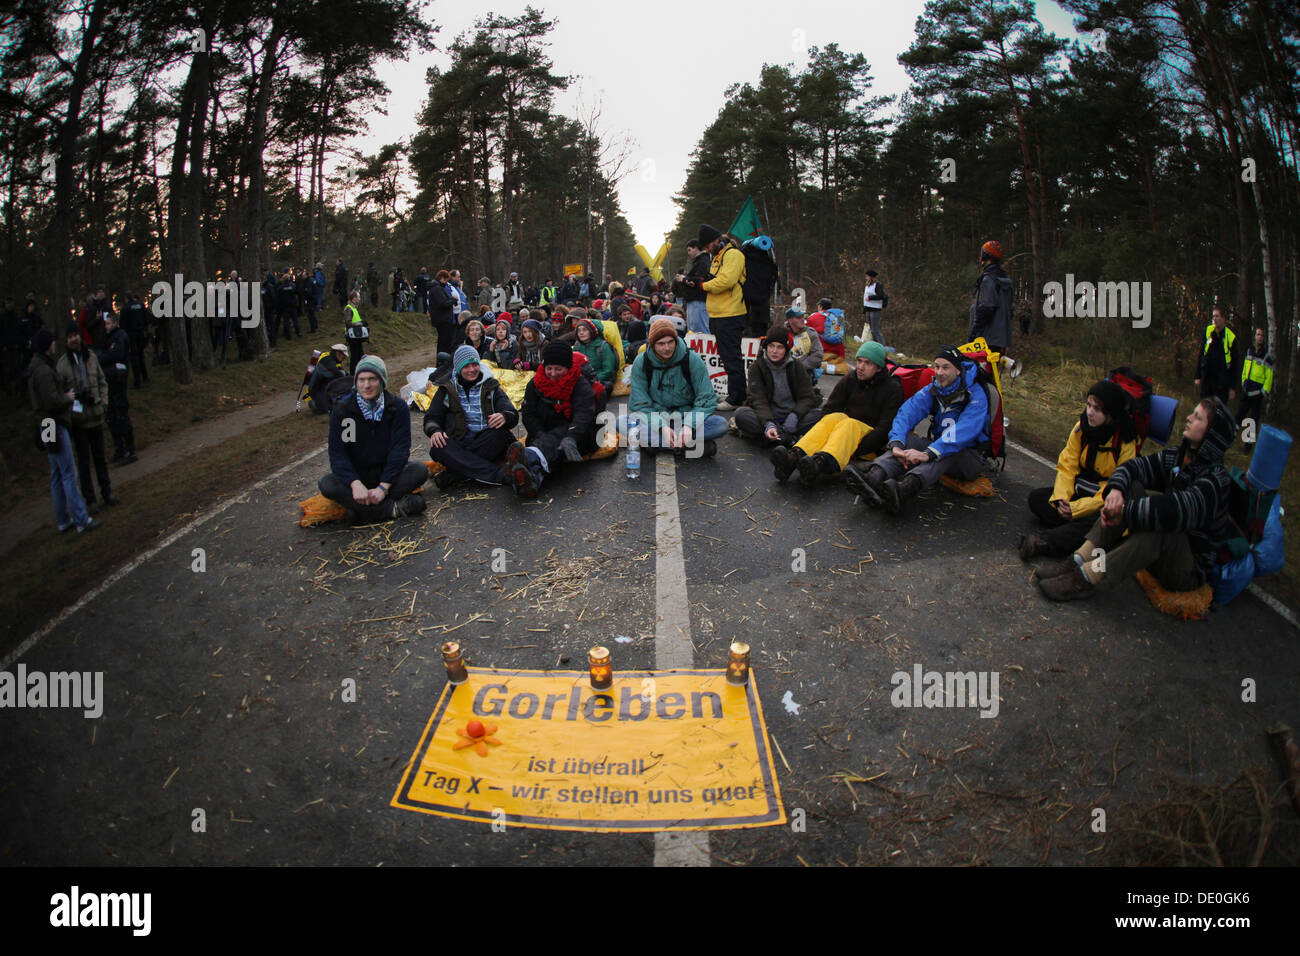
847, 345, 989, 514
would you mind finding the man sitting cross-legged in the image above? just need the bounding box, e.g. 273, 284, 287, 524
424, 345, 520, 491
319, 355, 428, 522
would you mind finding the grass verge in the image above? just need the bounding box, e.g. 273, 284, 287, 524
0, 406, 326, 656
0, 307, 435, 518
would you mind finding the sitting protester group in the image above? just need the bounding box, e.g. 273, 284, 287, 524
845, 345, 991, 513
300, 300, 1284, 620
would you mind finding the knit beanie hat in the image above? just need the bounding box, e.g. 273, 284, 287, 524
65, 320, 81, 337
856, 341, 887, 368
762, 326, 792, 351
521, 319, 543, 338
354, 355, 388, 387
1086, 380, 1128, 422
34, 328, 54, 354
934, 345, 964, 369
453, 345, 481, 374
542, 340, 572, 367
646, 317, 677, 350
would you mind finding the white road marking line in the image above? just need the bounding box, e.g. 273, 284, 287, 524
652, 452, 709, 867
1007, 438, 1296, 630
3, 446, 327, 670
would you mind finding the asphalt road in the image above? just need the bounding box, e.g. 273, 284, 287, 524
2, 376, 1296, 866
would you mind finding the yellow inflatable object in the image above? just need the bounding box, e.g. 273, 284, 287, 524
633, 242, 670, 282
1134, 569, 1213, 620
600, 320, 626, 379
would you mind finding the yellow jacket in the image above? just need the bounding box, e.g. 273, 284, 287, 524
1051, 423, 1139, 519
702, 243, 746, 319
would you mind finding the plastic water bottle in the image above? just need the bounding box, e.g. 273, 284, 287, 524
626, 424, 641, 479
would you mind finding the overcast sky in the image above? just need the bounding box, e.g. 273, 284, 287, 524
361, 0, 1081, 249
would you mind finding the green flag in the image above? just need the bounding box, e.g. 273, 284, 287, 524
729, 196, 761, 242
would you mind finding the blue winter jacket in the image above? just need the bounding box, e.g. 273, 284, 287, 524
887, 360, 989, 459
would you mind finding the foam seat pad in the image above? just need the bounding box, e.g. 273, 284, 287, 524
1135, 569, 1213, 620
940, 474, 995, 498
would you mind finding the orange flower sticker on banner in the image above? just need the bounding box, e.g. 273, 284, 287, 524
453, 719, 502, 757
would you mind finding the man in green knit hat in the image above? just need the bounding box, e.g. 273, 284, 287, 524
772, 340, 902, 488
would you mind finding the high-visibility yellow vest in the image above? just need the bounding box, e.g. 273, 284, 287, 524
1202, 324, 1235, 365
1241, 347, 1274, 395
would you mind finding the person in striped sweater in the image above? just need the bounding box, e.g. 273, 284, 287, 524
1037, 397, 1236, 601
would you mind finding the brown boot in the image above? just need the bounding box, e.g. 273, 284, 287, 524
1038, 565, 1096, 601
1016, 532, 1050, 561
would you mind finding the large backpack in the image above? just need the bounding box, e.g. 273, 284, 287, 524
739, 244, 776, 304
822, 308, 846, 345
885, 360, 936, 400
324, 374, 355, 410
950, 341, 1006, 468
1106, 366, 1154, 450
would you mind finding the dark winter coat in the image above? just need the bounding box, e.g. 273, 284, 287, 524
56, 347, 108, 429
745, 353, 821, 424
1104, 397, 1237, 584
423, 374, 519, 441
327, 390, 412, 488
967, 263, 1014, 352
823, 367, 904, 458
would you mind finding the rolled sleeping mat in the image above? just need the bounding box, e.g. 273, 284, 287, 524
1147, 393, 1178, 446
1246, 425, 1292, 492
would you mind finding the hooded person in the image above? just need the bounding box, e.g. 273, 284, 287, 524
514, 318, 547, 371
844, 345, 989, 514
734, 326, 823, 446
486, 317, 518, 368
319, 355, 429, 522
1018, 380, 1139, 559
623, 317, 724, 457
56, 320, 116, 511
307, 344, 350, 413
778, 340, 902, 488
508, 340, 598, 498
573, 315, 618, 394
424, 345, 520, 490
1038, 397, 1238, 601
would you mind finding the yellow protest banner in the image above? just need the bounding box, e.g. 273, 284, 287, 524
392, 668, 785, 831
563, 263, 584, 278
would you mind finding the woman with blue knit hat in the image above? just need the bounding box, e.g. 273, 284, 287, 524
423, 345, 519, 490
319, 354, 428, 522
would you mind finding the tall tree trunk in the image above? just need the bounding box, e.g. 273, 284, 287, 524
241, 20, 286, 358
185, 15, 216, 370
52, 0, 107, 335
